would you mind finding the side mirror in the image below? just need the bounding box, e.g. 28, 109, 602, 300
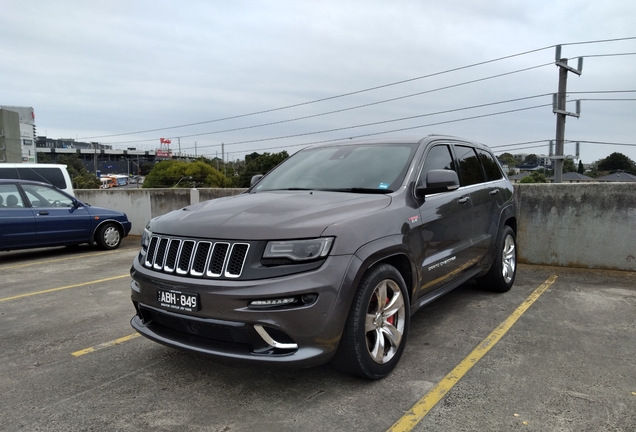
250, 174, 264, 187
416, 169, 460, 197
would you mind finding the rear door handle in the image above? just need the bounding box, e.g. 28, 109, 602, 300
38, 211, 49, 215
489, 189, 499, 195
458, 196, 470, 204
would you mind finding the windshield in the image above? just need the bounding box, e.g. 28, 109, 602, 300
252, 143, 418, 193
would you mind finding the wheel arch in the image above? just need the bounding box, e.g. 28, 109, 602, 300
92, 219, 125, 243
348, 236, 417, 308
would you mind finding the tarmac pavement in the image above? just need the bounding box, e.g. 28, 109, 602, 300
1, 237, 635, 431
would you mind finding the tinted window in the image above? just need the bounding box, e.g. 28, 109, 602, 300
477, 149, 503, 181
419, 145, 455, 187
17, 168, 67, 189
0, 168, 19, 180
455, 145, 485, 186
0, 167, 67, 190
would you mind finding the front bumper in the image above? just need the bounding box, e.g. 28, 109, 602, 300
130, 253, 356, 368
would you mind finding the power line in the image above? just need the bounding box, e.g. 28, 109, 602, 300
566, 140, 636, 147
561, 36, 636, 47
102, 63, 555, 146
79, 46, 556, 140
183, 104, 552, 156
80, 37, 636, 141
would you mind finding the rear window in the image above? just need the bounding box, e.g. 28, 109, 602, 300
0, 167, 68, 190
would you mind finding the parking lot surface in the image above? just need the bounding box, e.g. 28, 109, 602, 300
1, 238, 635, 431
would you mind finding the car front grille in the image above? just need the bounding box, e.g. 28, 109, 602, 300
144, 235, 250, 279
139, 306, 253, 346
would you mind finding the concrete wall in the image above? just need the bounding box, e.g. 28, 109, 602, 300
514, 183, 636, 272
76, 183, 636, 272
75, 188, 245, 237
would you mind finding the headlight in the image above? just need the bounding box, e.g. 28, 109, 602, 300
263, 237, 334, 262
141, 226, 152, 252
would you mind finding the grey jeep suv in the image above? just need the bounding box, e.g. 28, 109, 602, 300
130, 135, 516, 379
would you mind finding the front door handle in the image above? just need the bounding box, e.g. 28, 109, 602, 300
489, 189, 499, 195
38, 211, 49, 215
458, 196, 470, 204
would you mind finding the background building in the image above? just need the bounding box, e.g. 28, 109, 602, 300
0, 105, 37, 162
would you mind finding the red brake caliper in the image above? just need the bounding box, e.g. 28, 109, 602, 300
386, 296, 394, 326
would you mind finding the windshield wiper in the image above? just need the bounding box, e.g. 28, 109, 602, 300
262, 188, 314, 191
320, 188, 393, 194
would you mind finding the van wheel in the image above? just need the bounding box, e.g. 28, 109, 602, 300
332, 264, 409, 379
96, 223, 122, 250
477, 225, 516, 292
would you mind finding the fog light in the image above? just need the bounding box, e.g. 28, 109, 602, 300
301, 294, 318, 305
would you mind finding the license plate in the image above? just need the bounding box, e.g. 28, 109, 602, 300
157, 289, 200, 312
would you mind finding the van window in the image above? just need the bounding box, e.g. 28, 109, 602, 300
0, 167, 68, 190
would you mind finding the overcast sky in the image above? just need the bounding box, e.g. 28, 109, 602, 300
2, 0, 635, 164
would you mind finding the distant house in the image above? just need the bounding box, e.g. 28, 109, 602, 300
596, 171, 636, 182
547, 172, 594, 183
508, 172, 531, 183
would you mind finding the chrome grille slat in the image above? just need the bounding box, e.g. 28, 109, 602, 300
153, 238, 169, 270
225, 243, 250, 278
190, 242, 212, 276
164, 239, 181, 273
143, 236, 248, 279
177, 240, 196, 275
207, 242, 229, 277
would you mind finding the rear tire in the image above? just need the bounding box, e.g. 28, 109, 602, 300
477, 225, 516, 292
331, 264, 410, 379
96, 223, 122, 250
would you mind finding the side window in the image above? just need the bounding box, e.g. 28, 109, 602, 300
477, 149, 503, 181
0, 183, 25, 208
455, 145, 485, 186
418, 145, 455, 187
22, 184, 74, 208
16, 168, 67, 190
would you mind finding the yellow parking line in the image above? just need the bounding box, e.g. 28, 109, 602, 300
387, 275, 559, 432
72, 333, 141, 357
0, 248, 138, 270
0, 274, 130, 303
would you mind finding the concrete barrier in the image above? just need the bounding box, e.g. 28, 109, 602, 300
76, 183, 636, 272
75, 188, 246, 238
514, 183, 636, 272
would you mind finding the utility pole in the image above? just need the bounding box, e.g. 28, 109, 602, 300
552, 45, 582, 183
195, 141, 197, 158
178, 137, 181, 157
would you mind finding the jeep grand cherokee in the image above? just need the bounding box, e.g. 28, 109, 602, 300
130, 135, 516, 379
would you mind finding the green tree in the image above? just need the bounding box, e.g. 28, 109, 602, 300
563, 158, 576, 173
577, 160, 585, 174
524, 154, 539, 165
56, 154, 100, 189
498, 152, 518, 167
238, 151, 289, 187
597, 152, 636, 173
143, 160, 230, 188
519, 172, 548, 184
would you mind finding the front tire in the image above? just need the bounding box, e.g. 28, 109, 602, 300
477, 225, 516, 292
95, 223, 122, 250
332, 264, 410, 379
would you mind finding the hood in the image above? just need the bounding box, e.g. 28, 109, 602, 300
150, 191, 391, 240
